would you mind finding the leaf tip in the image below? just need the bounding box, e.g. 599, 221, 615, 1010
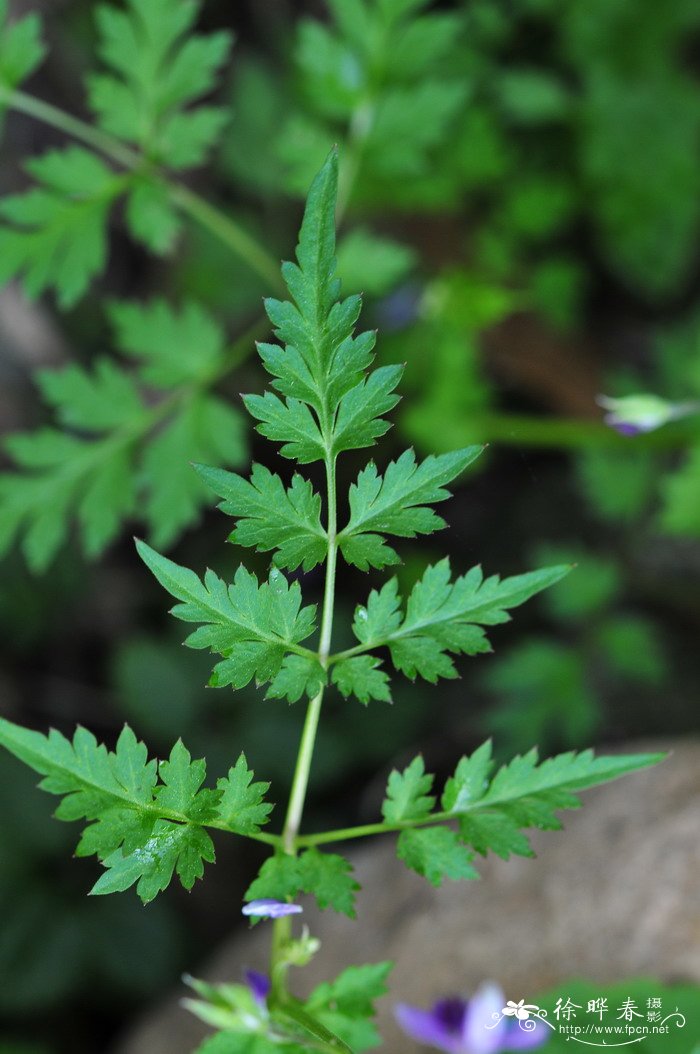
133, 536, 152, 561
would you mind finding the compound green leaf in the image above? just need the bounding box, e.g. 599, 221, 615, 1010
156, 739, 219, 820
243, 392, 325, 465
352, 578, 402, 644
295, 849, 359, 917
285, 0, 468, 201
141, 394, 245, 549
195, 462, 327, 572
0, 301, 246, 570
339, 446, 482, 569
456, 812, 534, 861
440, 740, 494, 812
136, 541, 316, 692
0, 358, 145, 569
337, 533, 400, 573
0, 147, 124, 306
87, 0, 231, 168
37, 359, 142, 430
442, 741, 666, 861
77, 446, 137, 557
351, 559, 571, 683
366, 82, 468, 177
331, 365, 403, 456
307, 961, 392, 1019
0, 720, 225, 902
385, 10, 459, 77
252, 150, 403, 465
383, 742, 664, 884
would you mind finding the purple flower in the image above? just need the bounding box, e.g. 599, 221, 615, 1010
245, 969, 271, 1010
596, 394, 699, 436
395, 983, 549, 1054
242, 898, 303, 919
378, 282, 422, 331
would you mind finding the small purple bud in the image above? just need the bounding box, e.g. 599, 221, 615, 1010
242, 898, 303, 919
610, 421, 644, 437
596, 393, 700, 436
245, 968, 271, 1009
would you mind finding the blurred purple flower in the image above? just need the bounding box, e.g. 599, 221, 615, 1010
596, 394, 699, 436
395, 983, 549, 1054
377, 282, 423, 331
242, 898, 303, 919
244, 969, 271, 1010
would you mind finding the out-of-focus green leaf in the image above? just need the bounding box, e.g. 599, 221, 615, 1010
336, 228, 416, 296
87, 0, 232, 168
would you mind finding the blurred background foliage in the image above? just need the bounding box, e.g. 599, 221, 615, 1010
1, 0, 699, 1050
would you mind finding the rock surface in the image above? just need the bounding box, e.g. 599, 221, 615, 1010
113, 740, 699, 1054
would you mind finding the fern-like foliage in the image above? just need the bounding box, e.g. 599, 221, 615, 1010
334, 559, 570, 696
150, 150, 567, 707
279, 0, 468, 202
0, 300, 245, 571
87, 0, 231, 169
135, 540, 321, 698
0, 718, 272, 904
382, 741, 664, 887
0, 0, 232, 305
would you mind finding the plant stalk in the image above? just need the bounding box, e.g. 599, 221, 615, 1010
281, 454, 337, 853
270, 453, 338, 995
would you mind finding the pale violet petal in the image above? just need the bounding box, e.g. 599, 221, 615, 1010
395, 1003, 464, 1054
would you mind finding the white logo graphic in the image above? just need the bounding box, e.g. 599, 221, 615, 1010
487, 995, 688, 1048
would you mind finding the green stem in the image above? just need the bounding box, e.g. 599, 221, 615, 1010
318, 456, 339, 664
0, 87, 283, 292
0, 87, 140, 167
281, 690, 326, 857
327, 643, 371, 666
279, 455, 338, 854
208, 823, 280, 847
270, 454, 338, 996
296, 814, 455, 848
